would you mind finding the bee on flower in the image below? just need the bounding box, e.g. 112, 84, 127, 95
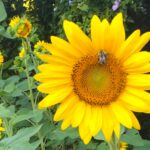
9, 16, 32, 38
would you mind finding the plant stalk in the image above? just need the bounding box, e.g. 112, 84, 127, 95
108, 134, 119, 150
23, 39, 45, 150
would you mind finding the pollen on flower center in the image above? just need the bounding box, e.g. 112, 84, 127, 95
72, 53, 127, 106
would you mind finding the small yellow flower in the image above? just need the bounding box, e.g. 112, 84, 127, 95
0, 52, 4, 65
19, 48, 26, 58
23, 0, 34, 11
34, 40, 50, 51
119, 142, 128, 150
9, 16, 32, 38
0, 118, 5, 138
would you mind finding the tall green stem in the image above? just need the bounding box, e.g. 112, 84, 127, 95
108, 134, 119, 150
3, 119, 13, 137
0, 65, 3, 79
26, 38, 38, 73
24, 57, 35, 109
22, 39, 45, 150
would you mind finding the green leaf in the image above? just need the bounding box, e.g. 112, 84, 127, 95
5, 76, 20, 84
0, 105, 15, 118
96, 142, 109, 150
0, 125, 42, 146
4, 84, 16, 93
76, 141, 98, 150
0, 26, 15, 39
94, 131, 105, 141
0, 0, 7, 22
133, 140, 150, 150
77, 4, 89, 12
10, 140, 41, 150
121, 129, 144, 146
0, 80, 5, 88
50, 127, 79, 141
0, 140, 41, 150
10, 109, 43, 125
16, 79, 30, 92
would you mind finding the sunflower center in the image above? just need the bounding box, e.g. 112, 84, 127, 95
17, 22, 30, 37
72, 53, 127, 106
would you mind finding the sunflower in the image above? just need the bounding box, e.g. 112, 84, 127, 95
34, 13, 150, 144
9, 16, 32, 38
0, 52, 4, 65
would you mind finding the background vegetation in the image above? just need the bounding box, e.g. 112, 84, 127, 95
0, 0, 150, 149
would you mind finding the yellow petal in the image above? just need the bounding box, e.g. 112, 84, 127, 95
123, 51, 150, 69
51, 36, 82, 58
63, 20, 94, 55
54, 94, 78, 121
61, 97, 78, 130
83, 134, 92, 144
110, 102, 132, 128
107, 13, 125, 53
45, 43, 77, 62
102, 106, 114, 141
119, 87, 150, 112
91, 17, 110, 52
127, 74, 150, 90
34, 73, 70, 82
38, 86, 72, 108
89, 106, 102, 136
55, 93, 79, 120
121, 32, 150, 62
82, 103, 92, 128
61, 117, 71, 130
96, 107, 102, 134
38, 64, 72, 74
79, 124, 88, 142
127, 111, 141, 130
125, 87, 150, 105
79, 123, 92, 144
125, 63, 150, 74
0, 127, 5, 131
71, 101, 86, 127
37, 80, 72, 93
114, 121, 120, 139
37, 54, 73, 66
115, 30, 140, 59
132, 32, 150, 53
91, 15, 102, 51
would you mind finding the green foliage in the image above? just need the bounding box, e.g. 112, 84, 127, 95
0, 0, 7, 22
0, 0, 149, 150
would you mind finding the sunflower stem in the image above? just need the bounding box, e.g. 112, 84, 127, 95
22, 39, 45, 150
22, 39, 35, 108
26, 38, 39, 73
0, 64, 3, 79
24, 56, 35, 109
108, 134, 119, 150
3, 118, 13, 137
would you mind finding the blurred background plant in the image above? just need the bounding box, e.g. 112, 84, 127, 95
0, 0, 150, 150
